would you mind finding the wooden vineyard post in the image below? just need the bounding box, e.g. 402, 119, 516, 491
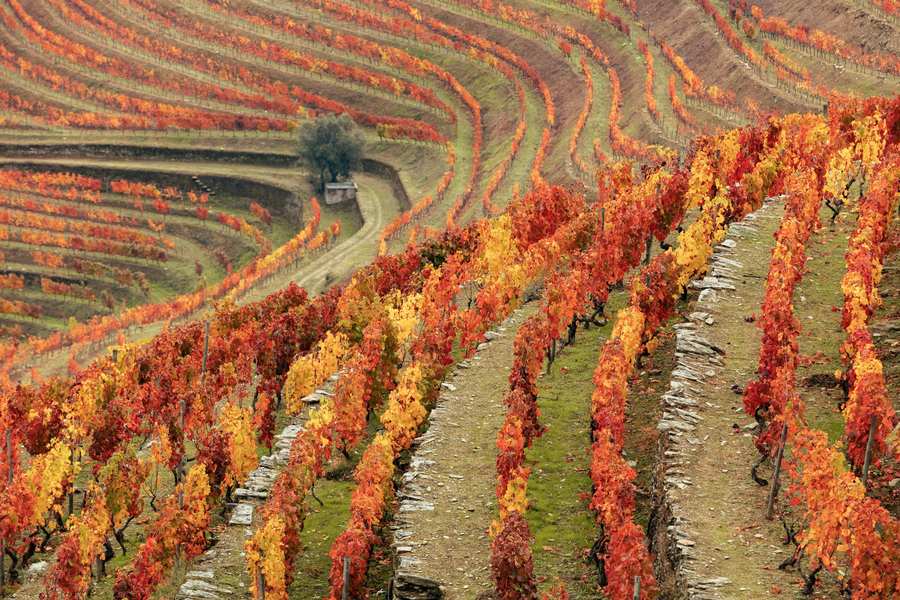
6, 429, 10, 485
1, 427, 9, 592
633, 576, 641, 600
175, 393, 186, 566
201, 320, 210, 376
256, 567, 266, 600
178, 396, 186, 490
342, 556, 350, 600
766, 423, 789, 520
93, 552, 102, 585
68, 448, 75, 518
178, 321, 209, 564
250, 361, 258, 412
861, 414, 877, 487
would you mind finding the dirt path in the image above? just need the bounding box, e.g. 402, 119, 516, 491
654, 200, 808, 598
240, 176, 386, 302
392, 304, 535, 599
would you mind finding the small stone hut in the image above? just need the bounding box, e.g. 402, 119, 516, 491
324, 181, 358, 205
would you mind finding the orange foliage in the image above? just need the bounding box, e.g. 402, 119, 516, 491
751, 4, 900, 75
637, 40, 660, 122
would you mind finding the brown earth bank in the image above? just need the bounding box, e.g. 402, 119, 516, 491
751, 0, 900, 55
636, 0, 818, 114
409, 0, 585, 183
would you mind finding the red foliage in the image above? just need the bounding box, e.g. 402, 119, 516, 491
838, 155, 899, 468
491, 512, 538, 600
743, 169, 822, 455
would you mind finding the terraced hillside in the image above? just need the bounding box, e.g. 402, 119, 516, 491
0, 165, 303, 336
0, 1, 897, 600
0, 0, 893, 373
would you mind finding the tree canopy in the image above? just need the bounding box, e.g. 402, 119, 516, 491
297, 114, 363, 192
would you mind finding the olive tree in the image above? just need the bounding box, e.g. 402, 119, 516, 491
297, 114, 363, 192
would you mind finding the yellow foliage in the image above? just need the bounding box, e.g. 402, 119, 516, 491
28, 440, 72, 523
480, 215, 521, 282
220, 403, 259, 489
672, 184, 732, 293
715, 129, 741, 182
824, 146, 855, 200
181, 463, 212, 530
283, 331, 350, 415
50, 487, 109, 597
304, 393, 337, 447
841, 269, 879, 334
610, 307, 645, 365
283, 358, 316, 416
686, 147, 713, 209
74, 488, 109, 555
336, 275, 386, 336
853, 111, 886, 178
498, 471, 529, 518
246, 516, 288, 600
380, 364, 426, 452
385, 291, 423, 347
588, 0, 605, 16
63, 347, 136, 443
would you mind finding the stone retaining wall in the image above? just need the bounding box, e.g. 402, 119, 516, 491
176, 374, 340, 600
